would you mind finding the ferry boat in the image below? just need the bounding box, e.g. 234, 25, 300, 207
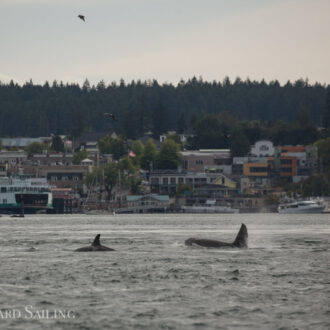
278, 199, 325, 214
0, 177, 53, 214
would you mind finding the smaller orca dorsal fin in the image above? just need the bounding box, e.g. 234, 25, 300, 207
92, 234, 101, 246
232, 223, 248, 248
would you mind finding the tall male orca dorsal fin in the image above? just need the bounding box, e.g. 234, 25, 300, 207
92, 234, 101, 246
232, 223, 248, 248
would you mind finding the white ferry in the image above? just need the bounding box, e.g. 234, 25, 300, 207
278, 200, 325, 214
0, 177, 53, 214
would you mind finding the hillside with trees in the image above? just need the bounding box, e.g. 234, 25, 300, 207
0, 78, 328, 140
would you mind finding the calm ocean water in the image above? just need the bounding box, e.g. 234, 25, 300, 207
0, 213, 329, 330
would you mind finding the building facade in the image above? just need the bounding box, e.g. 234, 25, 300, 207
181, 149, 231, 172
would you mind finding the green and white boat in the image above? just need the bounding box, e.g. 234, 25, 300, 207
0, 177, 53, 214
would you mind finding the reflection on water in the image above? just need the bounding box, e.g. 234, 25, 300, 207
0, 214, 329, 329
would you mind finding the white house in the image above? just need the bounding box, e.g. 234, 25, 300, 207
81, 158, 94, 166
250, 140, 275, 157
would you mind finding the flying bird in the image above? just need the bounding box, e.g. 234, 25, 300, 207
78, 15, 85, 22
104, 113, 118, 121
222, 133, 231, 139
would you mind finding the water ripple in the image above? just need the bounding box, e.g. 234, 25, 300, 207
0, 213, 329, 329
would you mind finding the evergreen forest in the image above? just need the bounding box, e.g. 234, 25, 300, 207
0, 77, 328, 141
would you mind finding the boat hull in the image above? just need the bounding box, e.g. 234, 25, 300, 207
278, 205, 325, 214
0, 204, 53, 214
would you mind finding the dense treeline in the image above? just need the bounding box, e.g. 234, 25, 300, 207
0, 77, 328, 139
187, 112, 321, 153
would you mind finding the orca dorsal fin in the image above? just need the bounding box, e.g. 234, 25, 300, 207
232, 223, 248, 248
92, 234, 101, 246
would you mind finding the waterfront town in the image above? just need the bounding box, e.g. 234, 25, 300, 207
0, 132, 328, 214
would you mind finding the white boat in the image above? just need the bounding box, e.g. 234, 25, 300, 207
278, 200, 325, 214
0, 177, 53, 214
182, 199, 239, 214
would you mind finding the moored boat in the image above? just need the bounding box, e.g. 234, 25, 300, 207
278, 199, 325, 214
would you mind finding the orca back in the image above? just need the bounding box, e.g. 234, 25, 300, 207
185, 238, 232, 248
75, 234, 115, 252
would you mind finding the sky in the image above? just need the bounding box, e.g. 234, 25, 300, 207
0, 0, 330, 86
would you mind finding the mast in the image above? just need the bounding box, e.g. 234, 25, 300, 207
119, 169, 122, 207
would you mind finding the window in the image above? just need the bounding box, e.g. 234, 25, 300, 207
260, 145, 269, 151
163, 178, 168, 184
1, 187, 7, 193
2, 199, 7, 203
51, 176, 57, 181
73, 176, 79, 181
151, 178, 159, 184
281, 168, 292, 173
195, 160, 204, 165
62, 176, 69, 181
178, 178, 184, 184
170, 177, 176, 184
250, 167, 268, 173
280, 159, 292, 165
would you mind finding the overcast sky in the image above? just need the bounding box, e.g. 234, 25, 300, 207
1, 0, 329, 86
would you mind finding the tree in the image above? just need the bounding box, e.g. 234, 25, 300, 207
301, 174, 330, 196
291, 111, 320, 145
131, 140, 144, 165
103, 163, 118, 199
25, 142, 50, 157
70, 110, 87, 139
155, 139, 182, 170
230, 132, 251, 157
177, 112, 187, 133
315, 137, 330, 172
192, 114, 227, 149
96, 80, 106, 91
51, 135, 64, 152
82, 78, 91, 92
141, 139, 158, 170
322, 87, 330, 136
0, 78, 328, 140
166, 132, 181, 145
118, 157, 141, 193
98, 135, 126, 160
239, 120, 263, 143
152, 96, 166, 138
84, 167, 103, 189
73, 150, 89, 165
118, 156, 137, 173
